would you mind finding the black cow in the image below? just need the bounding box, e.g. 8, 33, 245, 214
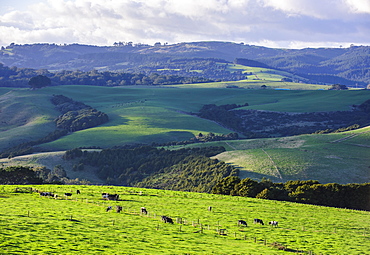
102, 193, 119, 201
116, 206, 123, 213
269, 221, 278, 227
64, 193, 72, 197
106, 206, 112, 212
39, 192, 54, 197
161, 216, 174, 224
238, 220, 247, 227
141, 207, 148, 215
254, 219, 264, 225
76, 190, 81, 194
107, 194, 119, 201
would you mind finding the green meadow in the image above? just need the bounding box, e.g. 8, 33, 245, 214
1, 85, 369, 151
169, 126, 370, 184
0, 185, 369, 254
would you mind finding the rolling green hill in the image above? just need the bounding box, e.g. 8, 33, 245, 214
1, 85, 369, 184
163, 126, 370, 184
1, 86, 368, 151
0, 185, 369, 254
213, 126, 370, 184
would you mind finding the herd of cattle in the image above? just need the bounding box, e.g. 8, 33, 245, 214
37, 189, 279, 229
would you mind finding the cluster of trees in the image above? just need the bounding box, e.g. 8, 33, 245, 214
137, 155, 239, 193
212, 177, 370, 211
197, 102, 370, 138
63, 146, 227, 186
51, 94, 109, 132
28, 75, 51, 89
0, 165, 90, 185
197, 103, 249, 132
329, 84, 348, 90
193, 132, 239, 142
0, 166, 43, 184
50, 70, 211, 86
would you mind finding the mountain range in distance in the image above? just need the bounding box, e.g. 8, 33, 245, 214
1, 41, 369, 87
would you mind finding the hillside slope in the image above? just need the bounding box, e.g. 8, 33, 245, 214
211, 126, 370, 184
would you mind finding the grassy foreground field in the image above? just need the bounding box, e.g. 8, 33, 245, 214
0, 185, 369, 254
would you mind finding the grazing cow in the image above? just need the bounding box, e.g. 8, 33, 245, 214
39, 192, 54, 197
254, 219, 264, 225
141, 207, 148, 215
102, 193, 119, 201
106, 206, 112, 212
238, 220, 247, 227
269, 221, 278, 227
108, 194, 119, 200
76, 190, 81, 194
116, 206, 122, 213
161, 216, 174, 224
64, 193, 72, 197
208, 206, 212, 212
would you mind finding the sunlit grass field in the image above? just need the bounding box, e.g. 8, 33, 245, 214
170, 126, 370, 184
1, 185, 369, 254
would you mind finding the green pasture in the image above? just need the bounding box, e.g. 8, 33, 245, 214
225, 64, 297, 81
209, 127, 370, 184
0, 185, 368, 254
0, 89, 60, 151
172, 79, 328, 90
1, 86, 369, 151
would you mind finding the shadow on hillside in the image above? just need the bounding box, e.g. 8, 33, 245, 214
138, 131, 195, 144
232, 165, 283, 182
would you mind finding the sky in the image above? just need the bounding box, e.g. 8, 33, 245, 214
0, 0, 369, 49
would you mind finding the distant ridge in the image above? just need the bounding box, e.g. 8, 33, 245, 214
0, 41, 369, 85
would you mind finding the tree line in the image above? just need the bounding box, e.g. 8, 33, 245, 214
0, 63, 212, 88
2, 160, 369, 211
197, 102, 370, 138
212, 177, 370, 211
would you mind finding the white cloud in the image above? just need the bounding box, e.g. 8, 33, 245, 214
0, 0, 369, 48
346, 0, 370, 14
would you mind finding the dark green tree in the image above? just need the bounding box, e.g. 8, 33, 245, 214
0, 166, 43, 184
28, 75, 51, 89
211, 176, 240, 195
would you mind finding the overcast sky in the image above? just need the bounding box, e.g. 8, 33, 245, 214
1, 0, 369, 49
